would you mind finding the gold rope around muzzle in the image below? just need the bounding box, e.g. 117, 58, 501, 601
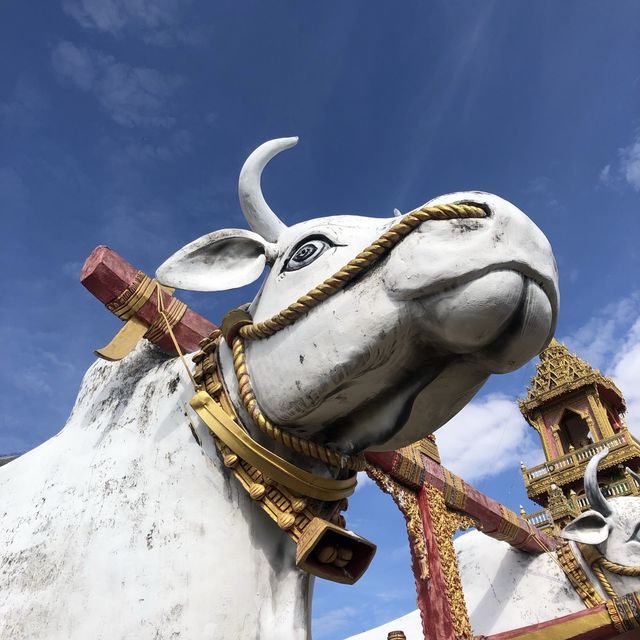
223, 202, 488, 472
238, 202, 487, 341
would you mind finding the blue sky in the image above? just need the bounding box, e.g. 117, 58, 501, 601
2, 2, 640, 638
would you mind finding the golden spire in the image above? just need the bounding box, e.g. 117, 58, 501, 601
519, 338, 624, 414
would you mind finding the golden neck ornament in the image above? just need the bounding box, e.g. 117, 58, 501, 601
190, 331, 376, 584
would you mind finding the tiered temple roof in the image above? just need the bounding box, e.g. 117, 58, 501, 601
519, 338, 624, 414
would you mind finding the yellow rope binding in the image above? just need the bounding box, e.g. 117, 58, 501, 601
232, 336, 366, 471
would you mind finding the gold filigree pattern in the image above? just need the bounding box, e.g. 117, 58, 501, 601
555, 539, 605, 608
365, 464, 429, 581
606, 592, 640, 632
423, 483, 474, 639
443, 468, 468, 512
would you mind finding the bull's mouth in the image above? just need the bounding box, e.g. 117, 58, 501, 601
317, 269, 554, 453
416, 267, 556, 373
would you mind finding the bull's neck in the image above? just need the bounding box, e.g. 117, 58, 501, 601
216, 340, 343, 481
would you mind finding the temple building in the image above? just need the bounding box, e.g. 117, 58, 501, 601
519, 339, 640, 533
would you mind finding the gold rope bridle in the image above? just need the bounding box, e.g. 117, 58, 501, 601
221, 201, 488, 472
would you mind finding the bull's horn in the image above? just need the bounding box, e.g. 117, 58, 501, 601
585, 448, 612, 517
627, 467, 640, 487
238, 137, 297, 242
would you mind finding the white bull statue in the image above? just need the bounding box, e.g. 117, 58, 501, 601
348, 449, 640, 639
0, 138, 559, 640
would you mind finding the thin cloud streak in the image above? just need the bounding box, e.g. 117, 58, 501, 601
51, 41, 184, 127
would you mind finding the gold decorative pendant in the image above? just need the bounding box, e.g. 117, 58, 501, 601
296, 517, 376, 584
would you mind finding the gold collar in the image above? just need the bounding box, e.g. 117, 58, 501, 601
190, 332, 376, 584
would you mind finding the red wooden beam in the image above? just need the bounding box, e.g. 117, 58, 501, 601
420, 455, 556, 553
81, 246, 216, 357
366, 449, 555, 553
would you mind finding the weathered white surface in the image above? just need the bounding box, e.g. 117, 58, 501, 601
560, 451, 640, 597
344, 609, 423, 640
348, 452, 640, 639
346, 530, 584, 639
0, 343, 310, 640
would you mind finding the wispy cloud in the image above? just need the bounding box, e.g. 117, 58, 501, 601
599, 131, 640, 191
51, 41, 183, 127
63, 0, 181, 35
436, 290, 640, 482
99, 197, 176, 258
313, 606, 358, 639
105, 128, 194, 165
0, 77, 49, 129
355, 470, 372, 492
611, 318, 640, 432
525, 175, 561, 211
62, 0, 205, 47
437, 393, 541, 483
561, 291, 640, 430
561, 291, 640, 370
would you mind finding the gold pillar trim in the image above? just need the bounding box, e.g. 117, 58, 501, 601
422, 483, 474, 639
587, 393, 616, 440
365, 464, 429, 580
555, 539, 605, 608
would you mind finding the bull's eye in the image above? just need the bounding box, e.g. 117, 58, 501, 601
283, 237, 333, 272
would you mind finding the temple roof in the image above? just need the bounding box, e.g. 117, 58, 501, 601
519, 339, 625, 414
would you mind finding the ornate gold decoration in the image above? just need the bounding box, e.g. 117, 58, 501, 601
555, 539, 605, 608
423, 482, 474, 639
546, 484, 580, 525
605, 592, 640, 633
191, 390, 356, 502
143, 295, 186, 343
106, 271, 158, 320
417, 434, 441, 464
442, 467, 468, 512
522, 432, 640, 498
575, 542, 640, 604
520, 339, 624, 414
490, 504, 524, 543
365, 464, 429, 580
191, 333, 375, 585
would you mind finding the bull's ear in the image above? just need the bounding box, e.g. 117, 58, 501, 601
560, 510, 610, 545
156, 229, 276, 292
